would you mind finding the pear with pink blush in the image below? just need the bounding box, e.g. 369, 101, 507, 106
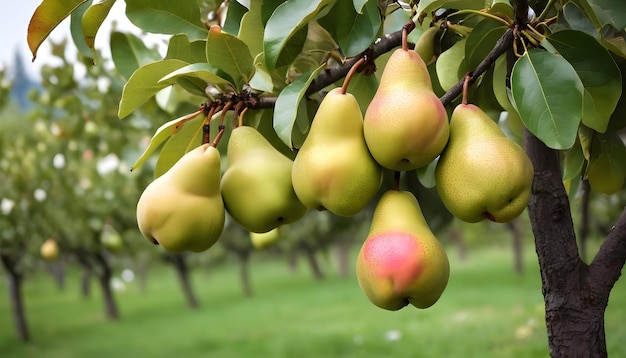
356, 190, 449, 310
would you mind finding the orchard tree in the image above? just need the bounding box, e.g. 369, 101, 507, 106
27, 0, 626, 357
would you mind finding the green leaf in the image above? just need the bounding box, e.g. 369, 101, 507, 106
110, 31, 162, 81
586, 0, 626, 30
261, 0, 287, 25
353, 0, 368, 14
273, 64, 326, 148
124, 0, 207, 40
585, 132, 626, 194
154, 115, 205, 178
223, 0, 248, 35
464, 20, 507, 70
510, 49, 584, 150
238, 0, 265, 58
165, 34, 207, 63
131, 112, 202, 171
318, 0, 381, 57
81, 0, 116, 53
263, 0, 332, 69
547, 30, 622, 133
562, 2, 597, 36
28, 0, 88, 60
206, 26, 255, 90
417, 0, 485, 16
563, 139, 585, 181
119, 59, 190, 118
436, 38, 467, 92
70, 1, 94, 61
158, 63, 234, 89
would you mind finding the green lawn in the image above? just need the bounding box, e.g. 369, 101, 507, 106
1, 244, 625, 358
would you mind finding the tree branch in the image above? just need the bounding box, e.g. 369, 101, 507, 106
440, 27, 514, 106
589, 206, 626, 292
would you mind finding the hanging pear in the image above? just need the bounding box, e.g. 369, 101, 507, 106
292, 87, 382, 216
136, 144, 225, 252
356, 190, 450, 310
435, 103, 534, 223
221, 126, 307, 233
364, 48, 449, 171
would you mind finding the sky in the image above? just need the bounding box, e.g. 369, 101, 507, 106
0, 1, 160, 79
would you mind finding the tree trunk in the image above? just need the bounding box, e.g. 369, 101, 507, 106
48, 261, 65, 290
237, 251, 253, 297
93, 252, 119, 320
508, 219, 524, 274
1, 252, 29, 342
449, 227, 468, 261
335, 239, 352, 278
578, 179, 591, 262
80, 269, 91, 299
170, 253, 200, 309
303, 246, 325, 280
525, 131, 626, 357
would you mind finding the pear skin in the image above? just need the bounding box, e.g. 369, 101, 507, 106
136, 144, 225, 252
41, 239, 60, 261
435, 104, 534, 223
364, 48, 449, 171
292, 87, 382, 216
356, 190, 450, 310
221, 126, 307, 233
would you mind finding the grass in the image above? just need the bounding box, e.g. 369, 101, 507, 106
1, 244, 625, 358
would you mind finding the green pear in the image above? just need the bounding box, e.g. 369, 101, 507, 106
41, 238, 60, 261
136, 143, 225, 252
414, 26, 440, 65
356, 190, 449, 310
101, 223, 124, 252
292, 87, 382, 216
435, 103, 534, 223
364, 48, 449, 171
250, 228, 280, 249
221, 126, 307, 233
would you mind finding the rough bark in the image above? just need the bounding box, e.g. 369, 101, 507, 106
1, 253, 29, 342
169, 253, 200, 308
578, 179, 591, 262
525, 131, 626, 357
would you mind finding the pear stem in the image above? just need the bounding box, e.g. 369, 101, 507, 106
401, 21, 416, 51
173, 109, 203, 134
341, 57, 367, 95
212, 124, 226, 148
461, 74, 472, 105
238, 107, 249, 127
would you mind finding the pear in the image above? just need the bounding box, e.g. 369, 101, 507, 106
363, 48, 449, 171
435, 103, 534, 223
356, 190, 449, 310
292, 87, 382, 216
40, 238, 60, 261
250, 228, 280, 249
221, 126, 307, 233
136, 143, 224, 252
414, 26, 440, 65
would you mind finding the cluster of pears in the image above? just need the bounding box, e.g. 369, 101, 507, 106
136, 125, 310, 252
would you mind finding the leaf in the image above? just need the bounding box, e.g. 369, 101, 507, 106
510, 49, 584, 150
563, 140, 585, 181
27, 0, 88, 60
223, 0, 248, 35
562, 2, 597, 36
547, 30, 622, 133
416, 0, 485, 16
263, 0, 332, 69
119, 59, 190, 118
154, 115, 205, 178
70, 1, 94, 61
353, 0, 368, 14
465, 20, 507, 70
131, 112, 202, 171
124, 0, 207, 40
318, 0, 382, 57
206, 26, 255, 90
238, 0, 265, 58
585, 132, 626, 194
82, 0, 116, 53
586, 0, 626, 30
165, 34, 207, 63
436, 38, 467, 92
110, 31, 162, 81
158, 63, 234, 89
273, 64, 326, 148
